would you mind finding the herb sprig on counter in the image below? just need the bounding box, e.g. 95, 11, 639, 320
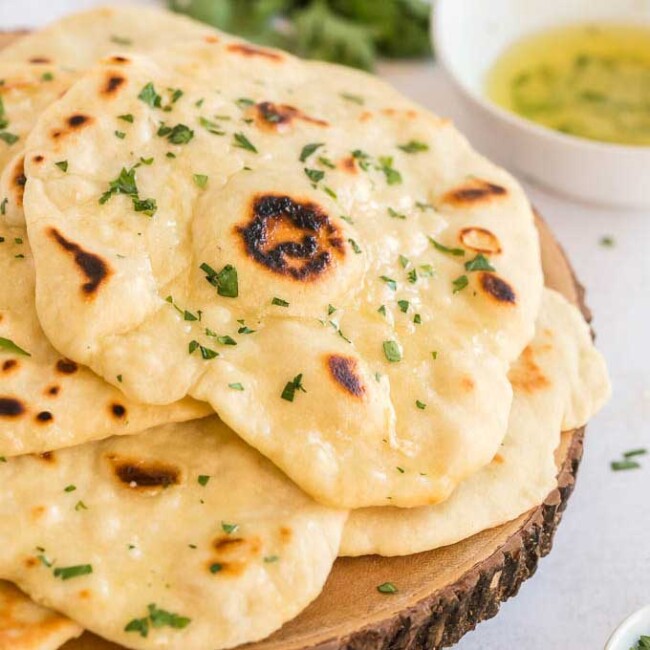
168, 0, 432, 71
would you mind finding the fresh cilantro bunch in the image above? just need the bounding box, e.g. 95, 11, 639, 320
168, 0, 432, 70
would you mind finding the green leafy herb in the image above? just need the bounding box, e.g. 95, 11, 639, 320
429, 237, 464, 256
209, 563, 222, 574
233, 132, 258, 153
300, 142, 324, 162
380, 276, 397, 291
318, 156, 336, 169
55, 160, 68, 172
0, 198, 7, 215
611, 460, 640, 471
388, 207, 406, 220
378, 156, 402, 185
75, 501, 88, 511
600, 235, 615, 248
464, 253, 495, 272
132, 197, 157, 217
413, 313, 421, 324
304, 167, 325, 183
264, 555, 280, 563
0, 132, 19, 145
158, 123, 194, 144
221, 522, 239, 534
382, 340, 402, 362
624, 448, 647, 458
125, 618, 149, 638
377, 305, 387, 316
407, 268, 417, 284
340, 92, 364, 104
416, 400, 426, 410
41, 71, 54, 82
147, 604, 191, 630
377, 582, 398, 594
111, 35, 133, 46
630, 635, 650, 650
198, 475, 210, 486
397, 299, 409, 313
0, 337, 31, 357
228, 382, 245, 391
281, 373, 306, 402
118, 113, 134, 123
398, 254, 409, 268
64, 485, 76, 493
189, 340, 218, 360
53, 564, 93, 580
99, 166, 157, 217
138, 82, 162, 108
114, 130, 126, 139
272, 297, 289, 307
348, 238, 362, 254
200, 262, 239, 298
452, 275, 469, 294
398, 140, 429, 153
193, 173, 208, 188
216, 335, 237, 346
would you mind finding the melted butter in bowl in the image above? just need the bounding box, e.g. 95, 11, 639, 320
486, 23, 650, 146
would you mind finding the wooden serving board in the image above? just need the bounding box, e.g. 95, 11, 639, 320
0, 29, 589, 650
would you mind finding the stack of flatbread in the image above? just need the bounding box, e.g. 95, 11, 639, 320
0, 6, 610, 650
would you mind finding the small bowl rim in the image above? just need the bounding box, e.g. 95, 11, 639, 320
431, 0, 650, 157
604, 604, 650, 649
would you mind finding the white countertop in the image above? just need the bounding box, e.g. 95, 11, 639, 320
1, 2, 648, 648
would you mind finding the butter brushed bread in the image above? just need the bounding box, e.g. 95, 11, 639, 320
22, 36, 542, 509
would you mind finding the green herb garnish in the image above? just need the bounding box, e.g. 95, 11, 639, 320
233, 132, 258, 153
429, 237, 464, 256
452, 275, 469, 293
55, 160, 68, 172
221, 522, 239, 534
193, 174, 208, 189
0, 337, 30, 357
53, 564, 93, 580
377, 582, 398, 594
281, 373, 306, 402
272, 297, 289, 307
382, 340, 402, 362
300, 142, 324, 162
198, 475, 210, 486
138, 82, 162, 108
398, 140, 429, 154
304, 167, 325, 183
465, 253, 495, 272
200, 262, 239, 298
228, 383, 245, 391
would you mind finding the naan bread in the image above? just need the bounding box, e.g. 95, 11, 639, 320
0, 221, 211, 457
22, 30, 543, 508
0, 63, 77, 227
0, 581, 82, 650
0, 5, 215, 70
0, 417, 346, 650
341, 289, 610, 556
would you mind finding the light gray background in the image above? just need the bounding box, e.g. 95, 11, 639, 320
1, 1, 648, 648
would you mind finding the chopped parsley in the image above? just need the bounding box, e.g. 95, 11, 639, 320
157, 123, 194, 145
198, 475, 210, 486
377, 582, 398, 594
398, 254, 409, 268
55, 160, 68, 172
340, 92, 365, 105
464, 253, 495, 272
0, 337, 31, 356
380, 276, 397, 291
53, 564, 93, 580
216, 335, 236, 346
233, 132, 258, 153
272, 297, 289, 307
41, 71, 54, 82
300, 142, 324, 162
228, 382, 245, 391
611, 448, 646, 471
0, 198, 7, 215
235, 98, 255, 109
348, 238, 362, 254
221, 522, 239, 534
452, 275, 469, 293
118, 113, 134, 123
599, 235, 615, 248
75, 501, 88, 511
413, 313, 421, 324
377, 305, 387, 316
114, 130, 126, 139
199, 116, 225, 136
407, 268, 418, 284
416, 400, 426, 410
189, 340, 218, 360
193, 174, 208, 189
209, 563, 223, 574
304, 168, 325, 183
318, 156, 336, 169
64, 485, 76, 492
388, 207, 406, 220
397, 300, 409, 313
138, 82, 162, 108
382, 340, 402, 362
398, 140, 429, 154
110, 35, 133, 46
378, 156, 402, 185
99, 165, 157, 217
125, 604, 191, 638
200, 263, 239, 298
429, 237, 464, 257
0, 132, 19, 145
281, 374, 306, 402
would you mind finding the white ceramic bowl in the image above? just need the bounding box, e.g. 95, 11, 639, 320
605, 605, 650, 650
432, 0, 650, 208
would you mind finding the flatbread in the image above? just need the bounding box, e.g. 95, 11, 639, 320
0, 63, 77, 227
340, 289, 610, 556
0, 5, 215, 70
0, 417, 346, 650
0, 580, 82, 650
22, 30, 543, 508
0, 221, 211, 457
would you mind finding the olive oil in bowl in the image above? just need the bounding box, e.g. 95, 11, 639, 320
486, 23, 650, 146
